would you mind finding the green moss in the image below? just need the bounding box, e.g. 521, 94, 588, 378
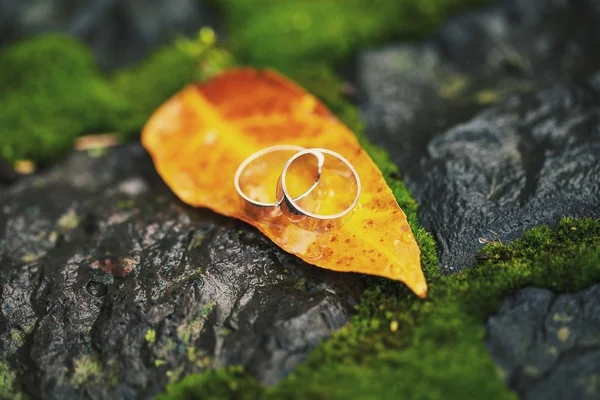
0, 35, 127, 164
166, 365, 187, 385
157, 366, 263, 400
0, 361, 27, 400
0, 30, 233, 165
214, 0, 492, 72
107, 360, 120, 388
10, 329, 24, 348
71, 355, 103, 388
57, 209, 80, 230
158, 218, 600, 399
145, 329, 157, 344
273, 218, 600, 400
177, 302, 214, 344
475, 89, 503, 104
439, 74, 469, 99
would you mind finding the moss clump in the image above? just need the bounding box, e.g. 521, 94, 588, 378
213, 0, 491, 72
145, 329, 157, 344
158, 217, 600, 399
0, 361, 27, 400
0, 30, 233, 165
71, 355, 103, 388
0, 35, 127, 165
157, 366, 263, 400
177, 302, 214, 345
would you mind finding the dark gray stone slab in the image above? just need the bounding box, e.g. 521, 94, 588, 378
0, 155, 17, 186
0, 144, 363, 399
486, 285, 600, 400
0, 0, 221, 70
357, 0, 600, 273
416, 85, 600, 272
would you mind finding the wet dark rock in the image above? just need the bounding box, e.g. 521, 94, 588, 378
0, 155, 17, 185
0, 144, 364, 399
416, 85, 600, 272
85, 280, 108, 297
0, 0, 221, 70
486, 285, 600, 400
357, 0, 600, 272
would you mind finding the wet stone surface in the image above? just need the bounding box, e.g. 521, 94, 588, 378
357, 0, 600, 273
486, 285, 600, 400
0, 155, 17, 186
0, 0, 221, 70
0, 144, 364, 399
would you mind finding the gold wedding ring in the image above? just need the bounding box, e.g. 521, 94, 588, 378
234, 145, 324, 219
234, 146, 360, 232
277, 148, 360, 233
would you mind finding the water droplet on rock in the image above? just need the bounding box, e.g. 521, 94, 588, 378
86, 280, 107, 297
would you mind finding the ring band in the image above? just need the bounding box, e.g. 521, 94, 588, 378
234, 145, 324, 214
277, 148, 361, 233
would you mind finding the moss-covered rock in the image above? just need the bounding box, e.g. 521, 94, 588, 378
0, 35, 127, 165
0, 30, 233, 166
158, 217, 600, 400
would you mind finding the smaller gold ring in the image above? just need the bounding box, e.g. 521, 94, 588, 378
277, 148, 360, 233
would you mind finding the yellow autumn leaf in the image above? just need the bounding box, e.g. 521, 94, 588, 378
142, 68, 427, 297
